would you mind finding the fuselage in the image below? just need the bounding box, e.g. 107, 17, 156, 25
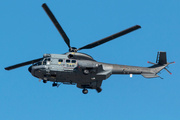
28, 52, 158, 89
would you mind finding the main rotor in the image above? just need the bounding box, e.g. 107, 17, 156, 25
4, 3, 141, 71
42, 3, 141, 52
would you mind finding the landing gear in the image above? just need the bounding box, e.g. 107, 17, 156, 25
96, 87, 102, 93
43, 80, 47, 83
83, 69, 89, 75
82, 89, 88, 94
52, 82, 61, 87
52, 82, 58, 87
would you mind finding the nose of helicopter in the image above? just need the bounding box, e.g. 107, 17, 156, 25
28, 66, 32, 73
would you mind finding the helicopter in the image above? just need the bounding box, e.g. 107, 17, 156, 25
5, 3, 174, 94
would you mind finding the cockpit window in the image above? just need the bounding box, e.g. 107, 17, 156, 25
66, 59, 70, 63
33, 62, 39, 66
43, 59, 47, 65
72, 60, 76, 63
33, 60, 43, 66
43, 58, 51, 65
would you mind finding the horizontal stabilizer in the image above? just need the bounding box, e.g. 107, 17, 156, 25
141, 73, 159, 78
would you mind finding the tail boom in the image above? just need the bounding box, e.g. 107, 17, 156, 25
109, 51, 174, 79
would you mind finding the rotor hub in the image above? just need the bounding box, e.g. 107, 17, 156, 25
69, 47, 77, 52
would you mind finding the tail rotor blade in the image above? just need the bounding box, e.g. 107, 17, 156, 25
169, 61, 175, 64
77, 25, 141, 51
147, 61, 156, 65
42, 3, 71, 49
164, 68, 172, 75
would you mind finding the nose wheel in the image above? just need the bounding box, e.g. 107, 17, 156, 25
43, 80, 47, 83
82, 89, 88, 94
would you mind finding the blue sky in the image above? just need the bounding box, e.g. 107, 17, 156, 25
1, 0, 180, 120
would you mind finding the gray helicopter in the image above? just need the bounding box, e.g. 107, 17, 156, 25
5, 3, 174, 94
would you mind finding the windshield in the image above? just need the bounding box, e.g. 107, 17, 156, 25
33, 59, 43, 66
43, 58, 51, 65
33, 58, 51, 66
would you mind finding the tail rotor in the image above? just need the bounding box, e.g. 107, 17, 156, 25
147, 51, 175, 76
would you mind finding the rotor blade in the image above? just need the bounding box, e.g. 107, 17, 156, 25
5, 58, 43, 70
169, 61, 175, 64
164, 68, 172, 75
147, 61, 156, 65
42, 3, 71, 49
77, 25, 141, 51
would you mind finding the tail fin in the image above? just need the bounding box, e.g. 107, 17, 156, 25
156, 51, 167, 65
148, 51, 169, 66
146, 51, 175, 78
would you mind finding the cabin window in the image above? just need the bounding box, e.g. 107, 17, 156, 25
72, 60, 76, 63
59, 59, 63, 62
66, 59, 70, 63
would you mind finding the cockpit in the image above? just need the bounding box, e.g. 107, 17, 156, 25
33, 58, 51, 66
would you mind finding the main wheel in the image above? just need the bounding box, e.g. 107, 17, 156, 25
82, 89, 88, 94
52, 82, 57, 87
83, 69, 89, 75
